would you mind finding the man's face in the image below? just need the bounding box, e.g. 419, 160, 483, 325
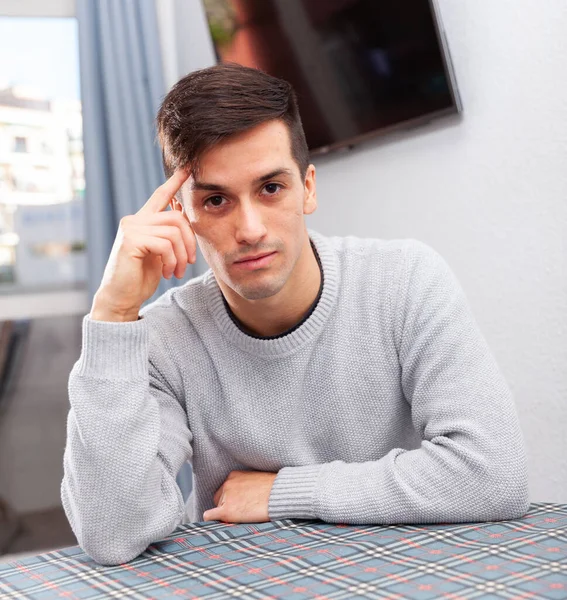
175, 119, 317, 301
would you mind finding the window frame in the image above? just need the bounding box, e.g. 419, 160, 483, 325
0, 0, 88, 319
0, 1, 75, 18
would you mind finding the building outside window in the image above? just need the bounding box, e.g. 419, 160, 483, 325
13, 136, 27, 153
0, 16, 86, 297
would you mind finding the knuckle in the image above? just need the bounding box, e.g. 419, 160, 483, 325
168, 225, 180, 238
119, 215, 132, 230
173, 227, 184, 243
163, 241, 175, 258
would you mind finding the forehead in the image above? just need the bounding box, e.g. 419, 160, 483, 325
191, 120, 298, 188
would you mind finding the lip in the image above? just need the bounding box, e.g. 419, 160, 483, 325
235, 251, 274, 263
233, 251, 277, 270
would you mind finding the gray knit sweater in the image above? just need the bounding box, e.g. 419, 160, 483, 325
61, 229, 530, 565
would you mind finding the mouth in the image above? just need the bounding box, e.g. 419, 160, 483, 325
233, 251, 277, 270
235, 251, 275, 263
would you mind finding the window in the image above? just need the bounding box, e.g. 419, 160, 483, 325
13, 136, 27, 153
0, 3, 85, 556
0, 13, 88, 318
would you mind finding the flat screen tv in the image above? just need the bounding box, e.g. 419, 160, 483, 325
203, 0, 462, 155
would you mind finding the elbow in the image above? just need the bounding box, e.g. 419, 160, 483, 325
499, 474, 531, 520
469, 429, 530, 522
80, 536, 147, 566
62, 486, 149, 566
70, 515, 155, 565
61, 492, 183, 566
480, 465, 530, 522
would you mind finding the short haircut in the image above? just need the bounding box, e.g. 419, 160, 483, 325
156, 62, 310, 183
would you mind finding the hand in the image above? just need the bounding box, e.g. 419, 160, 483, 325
91, 169, 196, 321
203, 470, 278, 524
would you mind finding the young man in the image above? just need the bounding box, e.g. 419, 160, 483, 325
61, 63, 529, 566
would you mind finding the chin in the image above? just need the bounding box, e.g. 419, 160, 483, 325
231, 272, 289, 301
233, 281, 285, 301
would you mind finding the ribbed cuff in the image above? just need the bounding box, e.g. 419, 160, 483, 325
268, 464, 323, 520
75, 314, 149, 380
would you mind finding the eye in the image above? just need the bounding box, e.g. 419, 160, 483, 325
204, 195, 228, 209
262, 183, 283, 196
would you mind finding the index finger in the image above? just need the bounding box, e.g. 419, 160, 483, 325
139, 168, 190, 215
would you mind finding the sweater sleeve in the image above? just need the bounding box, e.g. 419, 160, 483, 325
61, 314, 193, 565
268, 241, 530, 524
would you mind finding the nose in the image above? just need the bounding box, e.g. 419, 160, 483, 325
234, 199, 268, 246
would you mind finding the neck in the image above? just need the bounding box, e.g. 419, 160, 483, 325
219, 233, 321, 338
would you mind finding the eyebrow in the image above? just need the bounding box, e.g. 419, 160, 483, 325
190, 168, 294, 192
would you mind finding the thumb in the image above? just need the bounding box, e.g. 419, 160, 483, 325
203, 507, 223, 522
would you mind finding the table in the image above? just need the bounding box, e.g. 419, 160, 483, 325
1, 502, 565, 599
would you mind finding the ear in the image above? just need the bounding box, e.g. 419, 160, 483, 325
302, 164, 317, 215
169, 195, 184, 213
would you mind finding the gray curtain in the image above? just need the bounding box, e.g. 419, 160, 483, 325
76, 0, 197, 501
76, 0, 202, 308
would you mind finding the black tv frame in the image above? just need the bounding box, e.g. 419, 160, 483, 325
207, 0, 463, 157
310, 0, 463, 157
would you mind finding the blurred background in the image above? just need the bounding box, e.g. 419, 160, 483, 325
0, 0, 565, 560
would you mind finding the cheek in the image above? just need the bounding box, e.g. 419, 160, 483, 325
277, 194, 305, 222
194, 231, 218, 258
183, 210, 215, 255
187, 211, 224, 248
186, 206, 204, 234
190, 224, 229, 268
195, 237, 225, 271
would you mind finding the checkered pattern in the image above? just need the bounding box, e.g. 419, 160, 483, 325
1, 502, 565, 599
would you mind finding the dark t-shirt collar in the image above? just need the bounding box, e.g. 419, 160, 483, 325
221, 240, 324, 340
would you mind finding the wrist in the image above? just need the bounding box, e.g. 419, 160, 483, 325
90, 291, 140, 322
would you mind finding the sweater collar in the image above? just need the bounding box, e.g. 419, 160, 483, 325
221, 239, 324, 340
203, 229, 340, 357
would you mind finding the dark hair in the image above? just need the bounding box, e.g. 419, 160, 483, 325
156, 63, 310, 182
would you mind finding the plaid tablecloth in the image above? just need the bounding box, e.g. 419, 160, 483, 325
1, 502, 565, 599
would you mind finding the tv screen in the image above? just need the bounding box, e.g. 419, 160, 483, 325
203, 0, 462, 155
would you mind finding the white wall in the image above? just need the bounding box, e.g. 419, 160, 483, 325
155, 0, 216, 90
308, 0, 567, 502
161, 0, 566, 503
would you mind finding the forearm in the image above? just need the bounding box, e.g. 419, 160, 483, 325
270, 241, 530, 525
269, 429, 529, 524
269, 343, 530, 524
61, 317, 191, 565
